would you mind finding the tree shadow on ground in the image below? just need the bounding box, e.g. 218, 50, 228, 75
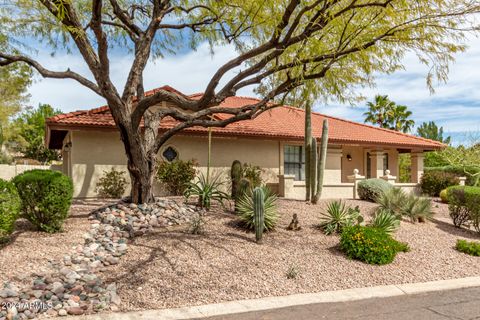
431, 218, 479, 240
103, 226, 267, 290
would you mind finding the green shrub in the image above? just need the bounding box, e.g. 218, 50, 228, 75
455, 239, 480, 256
319, 200, 362, 235
420, 170, 459, 196
340, 225, 409, 265
400, 194, 433, 223
13, 170, 73, 233
236, 186, 278, 231
157, 160, 197, 195
184, 172, 229, 210
446, 186, 480, 232
425, 166, 480, 186
0, 179, 21, 242
95, 168, 127, 198
439, 189, 449, 203
376, 187, 407, 217
242, 163, 262, 188
357, 179, 393, 202
370, 209, 400, 234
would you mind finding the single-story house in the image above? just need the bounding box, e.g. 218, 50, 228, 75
46, 86, 444, 199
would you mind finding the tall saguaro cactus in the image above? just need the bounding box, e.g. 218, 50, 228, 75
304, 102, 312, 201
253, 187, 265, 243
313, 120, 329, 204
309, 137, 317, 200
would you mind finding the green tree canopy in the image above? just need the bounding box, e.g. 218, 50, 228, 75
0, 37, 32, 147
0, 0, 479, 203
363, 95, 415, 133
10, 104, 62, 163
416, 121, 451, 144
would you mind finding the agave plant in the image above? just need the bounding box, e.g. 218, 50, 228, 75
319, 200, 362, 235
370, 209, 400, 234
376, 187, 407, 217
400, 195, 433, 223
184, 172, 229, 210
236, 186, 278, 231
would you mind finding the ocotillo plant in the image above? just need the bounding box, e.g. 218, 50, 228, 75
304, 102, 312, 202
253, 187, 265, 243
313, 120, 329, 204
310, 137, 317, 200
231, 160, 242, 199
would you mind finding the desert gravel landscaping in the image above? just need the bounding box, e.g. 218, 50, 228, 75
1, 197, 479, 315
101, 198, 479, 311
0, 200, 114, 286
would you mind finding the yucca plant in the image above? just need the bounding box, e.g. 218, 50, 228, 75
400, 195, 433, 223
319, 200, 362, 235
184, 172, 229, 210
370, 209, 400, 234
376, 187, 407, 218
236, 186, 278, 231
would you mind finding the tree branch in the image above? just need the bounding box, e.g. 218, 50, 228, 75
0, 53, 102, 96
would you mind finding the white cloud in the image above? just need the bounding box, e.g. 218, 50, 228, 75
28, 43, 253, 112
319, 35, 480, 134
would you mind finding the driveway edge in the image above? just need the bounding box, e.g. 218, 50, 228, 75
74, 276, 480, 320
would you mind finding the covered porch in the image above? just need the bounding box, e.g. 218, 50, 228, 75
277, 143, 426, 200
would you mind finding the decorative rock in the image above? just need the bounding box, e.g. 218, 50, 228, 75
1, 198, 202, 320
51, 282, 65, 295
67, 307, 84, 316
0, 288, 18, 298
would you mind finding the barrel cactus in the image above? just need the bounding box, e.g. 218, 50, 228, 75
253, 187, 265, 243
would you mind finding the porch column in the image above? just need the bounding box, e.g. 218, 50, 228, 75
278, 174, 295, 198
411, 151, 424, 183
348, 169, 365, 199
370, 151, 385, 178
325, 148, 342, 183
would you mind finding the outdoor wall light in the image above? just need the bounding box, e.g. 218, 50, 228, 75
346, 154, 352, 161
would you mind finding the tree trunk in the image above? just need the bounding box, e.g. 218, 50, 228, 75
114, 104, 158, 204
126, 149, 156, 204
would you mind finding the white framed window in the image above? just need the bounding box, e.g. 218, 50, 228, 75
284, 145, 305, 181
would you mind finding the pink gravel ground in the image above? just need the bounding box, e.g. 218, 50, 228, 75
0, 199, 114, 286
1, 198, 478, 311
101, 198, 480, 311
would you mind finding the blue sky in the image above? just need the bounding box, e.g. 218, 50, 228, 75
26, 35, 480, 145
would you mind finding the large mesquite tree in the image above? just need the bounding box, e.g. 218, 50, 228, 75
0, 0, 478, 203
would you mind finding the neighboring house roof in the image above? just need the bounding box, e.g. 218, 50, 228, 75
46, 86, 444, 150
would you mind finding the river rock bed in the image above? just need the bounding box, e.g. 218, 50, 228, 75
0, 198, 202, 319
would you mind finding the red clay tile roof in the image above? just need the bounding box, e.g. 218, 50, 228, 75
46, 86, 444, 150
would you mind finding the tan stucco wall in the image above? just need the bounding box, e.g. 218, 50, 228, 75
68, 130, 281, 198
341, 146, 365, 182
341, 146, 401, 182
65, 129, 416, 200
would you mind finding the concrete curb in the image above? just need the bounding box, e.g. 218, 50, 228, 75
74, 276, 480, 320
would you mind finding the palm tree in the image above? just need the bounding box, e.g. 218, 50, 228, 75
364, 95, 415, 133
363, 95, 396, 128
388, 104, 415, 133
